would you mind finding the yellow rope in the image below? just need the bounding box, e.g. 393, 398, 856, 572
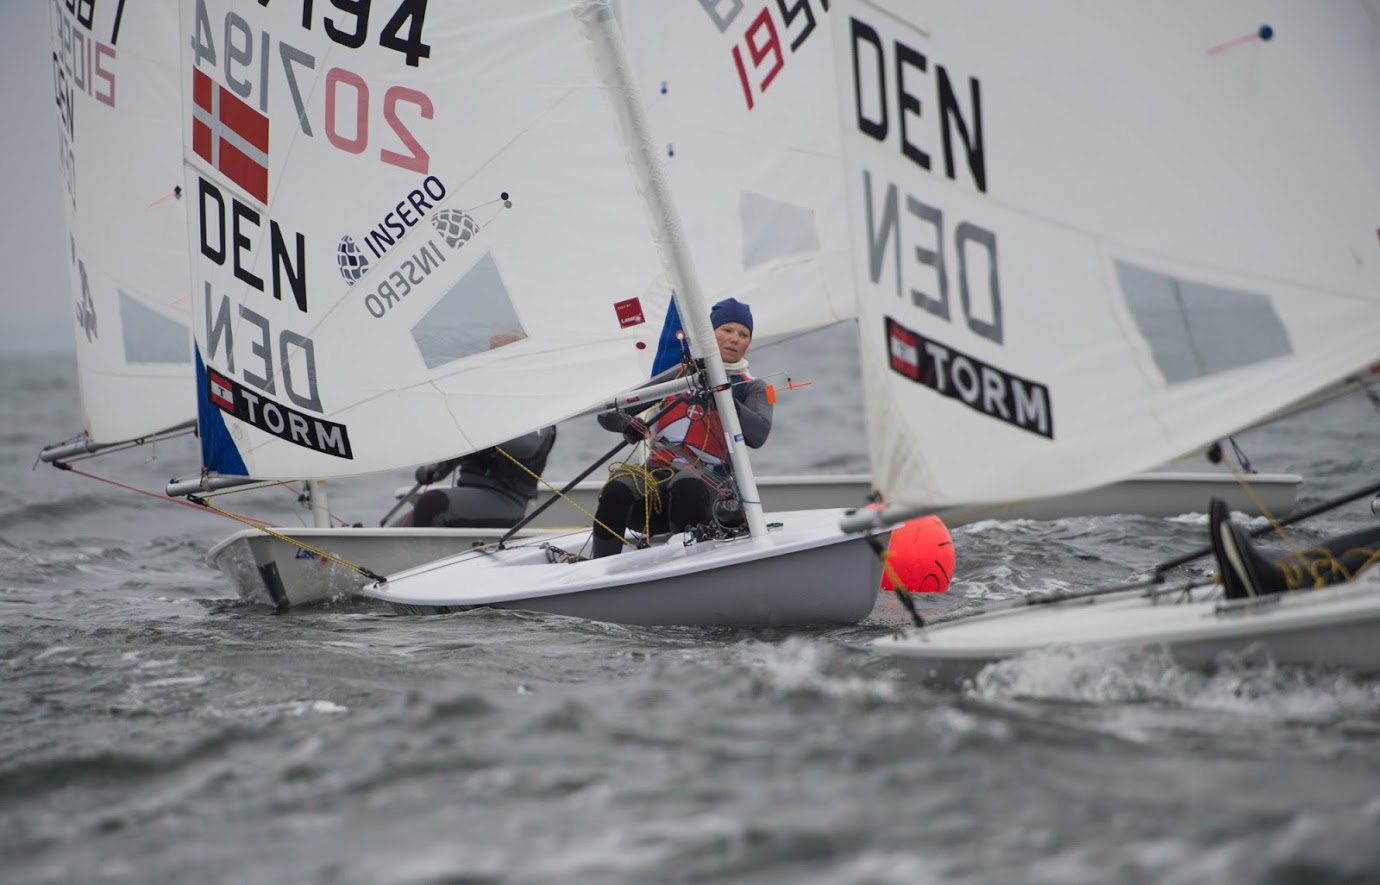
1299, 546, 1380, 588
490, 378, 727, 555
491, 446, 671, 553
1221, 459, 1380, 591
606, 461, 674, 548
491, 446, 599, 523
188, 495, 385, 581
1222, 459, 1310, 558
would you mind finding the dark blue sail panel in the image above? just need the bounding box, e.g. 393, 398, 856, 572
651, 299, 690, 376
194, 347, 249, 477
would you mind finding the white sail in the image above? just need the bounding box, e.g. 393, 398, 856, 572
179, 0, 682, 480
49, 0, 193, 445
831, 2, 1380, 510
616, 0, 854, 338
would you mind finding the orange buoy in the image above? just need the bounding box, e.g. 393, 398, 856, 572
881, 515, 955, 593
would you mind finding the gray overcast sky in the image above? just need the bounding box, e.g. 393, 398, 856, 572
1, 1, 77, 355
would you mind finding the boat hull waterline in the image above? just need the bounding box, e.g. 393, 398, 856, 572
364, 509, 883, 627
870, 572, 1380, 685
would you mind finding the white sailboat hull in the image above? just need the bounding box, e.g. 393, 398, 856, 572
870, 572, 1380, 686
210, 471, 1301, 608
362, 509, 882, 627
207, 525, 536, 610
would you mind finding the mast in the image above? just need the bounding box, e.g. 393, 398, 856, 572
581, 0, 769, 539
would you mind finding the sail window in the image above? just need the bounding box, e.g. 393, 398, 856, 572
1115, 261, 1292, 384
740, 191, 820, 269
410, 252, 526, 369
118, 291, 191, 365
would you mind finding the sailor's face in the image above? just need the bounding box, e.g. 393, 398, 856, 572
715, 322, 751, 364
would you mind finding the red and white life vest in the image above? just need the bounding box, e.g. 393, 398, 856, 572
646, 372, 749, 468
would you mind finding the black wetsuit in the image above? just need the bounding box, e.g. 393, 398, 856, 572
408, 426, 557, 528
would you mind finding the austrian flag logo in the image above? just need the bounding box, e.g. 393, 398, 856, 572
191, 68, 269, 203
887, 319, 921, 381
207, 369, 236, 412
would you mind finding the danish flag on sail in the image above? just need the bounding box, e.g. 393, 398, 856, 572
191, 68, 269, 203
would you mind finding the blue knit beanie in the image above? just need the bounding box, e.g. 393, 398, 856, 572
710, 297, 753, 336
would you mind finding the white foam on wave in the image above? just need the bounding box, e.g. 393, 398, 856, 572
966, 643, 1380, 729
734, 636, 899, 703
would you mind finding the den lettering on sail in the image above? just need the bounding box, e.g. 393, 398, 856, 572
196, 176, 353, 459
847, 15, 1054, 440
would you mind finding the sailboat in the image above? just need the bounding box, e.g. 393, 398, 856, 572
180, 0, 877, 612
353, 0, 889, 625
167, 0, 884, 623
39, 0, 199, 467
187, 0, 1307, 613
826, 2, 1380, 677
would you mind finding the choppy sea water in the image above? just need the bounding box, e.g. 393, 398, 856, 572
4, 324, 1380, 884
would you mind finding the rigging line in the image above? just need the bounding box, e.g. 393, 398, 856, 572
606, 462, 673, 545
1171, 277, 1209, 378
866, 534, 923, 629
498, 443, 616, 540
1148, 477, 1380, 581
1222, 457, 1311, 562
646, 376, 752, 497
49, 462, 270, 525
492, 443, 653, 552
186, 494, 386, 583
1291, 546, 1380, 589
380, 481, 423, 527
1227, 437, 1254, 473
490, 389, 698, 547
495, 435, 637, 547
287, 481, 351, 527
195, 476, 350, 526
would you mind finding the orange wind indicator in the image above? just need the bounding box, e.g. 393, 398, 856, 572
764, 377, 812, 405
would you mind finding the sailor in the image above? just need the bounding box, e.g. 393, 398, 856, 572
403, 426, 558, 528
590, 297, 773, 558
1208, 496, 1380, 597
403, 329, 558, 529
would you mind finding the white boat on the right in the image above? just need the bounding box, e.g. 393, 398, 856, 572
826, 1, 1380, 676
869, 570, 1380, 688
